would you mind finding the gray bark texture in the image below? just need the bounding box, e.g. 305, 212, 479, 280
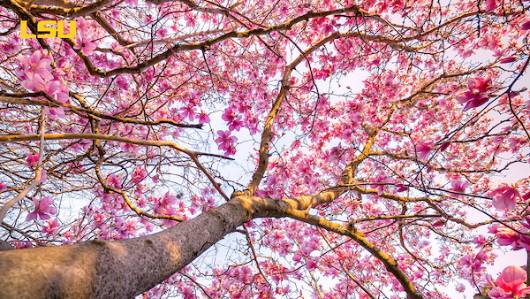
0, 198, 253, 299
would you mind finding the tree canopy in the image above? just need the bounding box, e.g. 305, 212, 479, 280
0, 0, 529, 298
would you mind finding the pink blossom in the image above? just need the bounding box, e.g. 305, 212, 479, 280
131, 166, 147, 184
106, 174, 122, 188
416, 142, 432, 159
485, 0, 498, 11
215, 130, 237, 156
439, 141, 450, 151
21, 72, 48, 91
154, 193, 177, 216
491, 224, 519, 247
26, 196, 57, 221
115, 76, 129, 90
43, 80, 69, 104
451, 180, 469, 193
48, 107, 65, 120
222, 107, 243, 131
489, 266, 530, 298
42, 218, 59, 235
491, 184, 520, 211
500, 56, 517, 64
20, 50, 52, 79
395, 184, 408, 192
75, 19, 97, 55
19, 50, 53, 92
523, 192, 530, 201
198, 112, 210, 123
26, 152, 40, 168
522, 19, 530, 30
457, 77, 491, 110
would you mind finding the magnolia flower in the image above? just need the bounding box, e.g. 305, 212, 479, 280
485, 0, 497, 11
491, 184, 520, 211
522, 19, 530, 30
500, 56, 517, 64
26, 197, 57, 221
457, 77, 491, 110
131, 166, 147, 184
416, 142, 432, 159
198, 112, 210, 123
489, 266, 530, 298
21, 72, 48, 91
20, 50, 52, 79
215, 130, 237, 156
490, 224, 519, 247
42, 218, 59, 235
451, 180, 469, 193
19, 50, 53, 92
26, 152, 40, 168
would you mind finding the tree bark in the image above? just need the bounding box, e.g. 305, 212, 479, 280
0, 198, 252, 299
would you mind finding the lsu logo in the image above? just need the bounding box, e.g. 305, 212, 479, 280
20, 20, 76, 39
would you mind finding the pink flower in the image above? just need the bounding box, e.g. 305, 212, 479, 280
489, 266, 530, 298
154, 193, 177, 216
439, 141, 450, 151
0, 182, 6, 191
457, 77, 491, 110
222, 107, 243, 131
493, 225, 519, 247
48, 107, 66, 120
456, 283, 465, 293
42, 218, 59, 235
78, 37, 97, 55
106, 174, 122, 188
215, 130, 237, 156
485, 0, 497, 11
491, 184, 520, 211
522, 19, 530, 30
395, 184, 408, 192
19, 50, 53, 92
26, 196, 57, 221
21, 72, 48, 91
131, 166, 147, 184
198, 112, 210, 123
26, 152, 40, 168
43, 80, 69, 104
451, 180, 469, 193
500, 56, 517, 64
20, 50, 52, 79
115, 76, 129, 90
416, 142, 432, 159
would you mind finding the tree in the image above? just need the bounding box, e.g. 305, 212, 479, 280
0, 0, 529, 298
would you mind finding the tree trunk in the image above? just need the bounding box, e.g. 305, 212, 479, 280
0, 198, 252, 299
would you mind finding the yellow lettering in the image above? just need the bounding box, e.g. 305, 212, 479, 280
37, 20, 56, 38
57, 20, 76, 39
20, 20, 36, 39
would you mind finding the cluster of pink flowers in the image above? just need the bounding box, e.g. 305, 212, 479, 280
215, 130, 237, 156
19, 50, 69, 119
222, 107, 244, 131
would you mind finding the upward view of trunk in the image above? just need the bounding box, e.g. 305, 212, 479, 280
0, 198, 252, 299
